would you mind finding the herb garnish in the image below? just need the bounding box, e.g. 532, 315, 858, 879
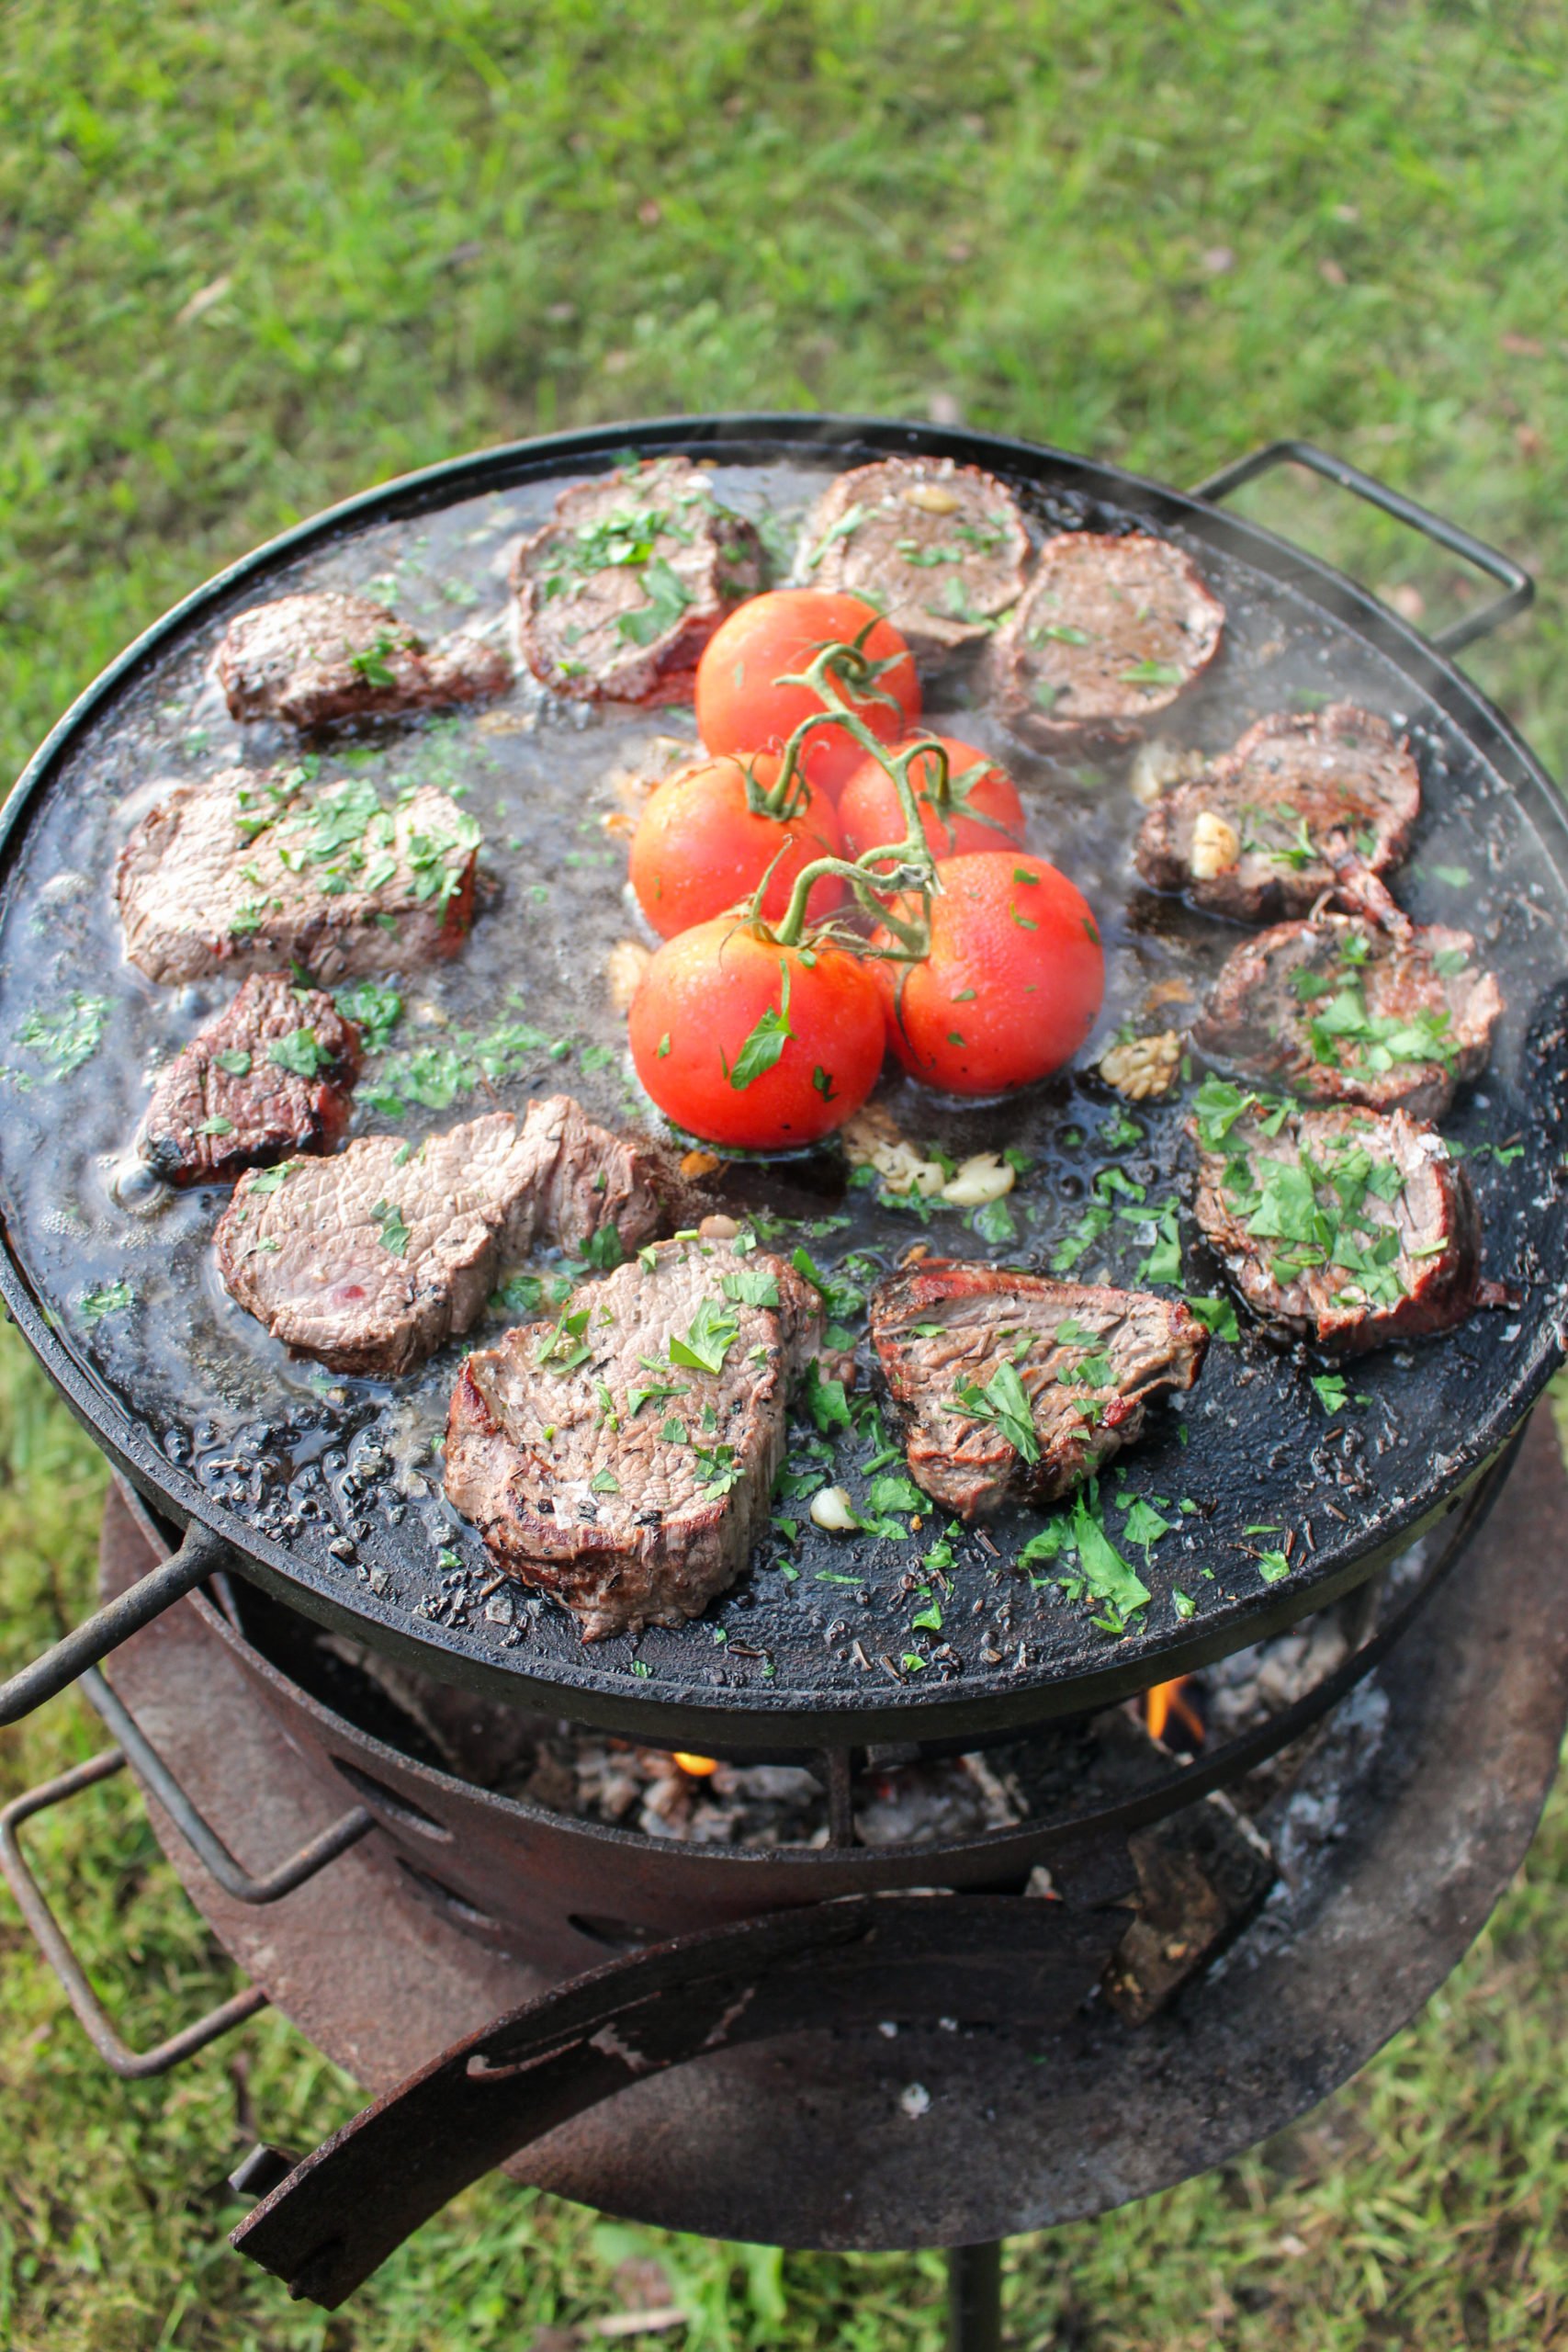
17, 993, 109, 1079
953, 1359, 1039, 1464
722, 964, 793, 1091
370, 1198, 411, 1256
668, 1298, 740, 1375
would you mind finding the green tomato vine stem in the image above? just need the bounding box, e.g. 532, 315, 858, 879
744, 631, 946, 958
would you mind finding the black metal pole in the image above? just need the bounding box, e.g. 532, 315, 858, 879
947, 2240, 1003, 2352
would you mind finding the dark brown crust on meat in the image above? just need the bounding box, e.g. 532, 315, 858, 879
444, 1238, 822, 1639
1192, 913, 1503, 1119
215, 1096, 687, 1376
803, 457, 1030, 661
218, 591, 510, 729
1190, 1102, 1482, 1354
115, 770, 479, 985
870, 1260, 1208, 1518
513, 457, 762, 705
139, 974, 360, 1185
985, 532, 1225, 748
1135, 705, 1420, 922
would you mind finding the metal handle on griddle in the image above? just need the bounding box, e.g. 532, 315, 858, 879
80, 1665, 373, 1904
1190, 437, 1534, 654
0, 1751, 270, 2078
0, 1520, 225, 1729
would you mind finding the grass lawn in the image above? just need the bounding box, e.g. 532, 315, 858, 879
3, 3, 1568, 2343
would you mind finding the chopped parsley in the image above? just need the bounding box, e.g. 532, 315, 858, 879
334, 978, 403, 1050
17, 992, 109, 1078
267, 1026, 327, 1080
722, 964, 793, 1091
370, 1197, 411, 1257
722, 1265, 781, 1309
953, 1360, 1039, 1464
79, 1278, 133, 1326
214, 1047, 253, 1077
668, 1298, 740, 1375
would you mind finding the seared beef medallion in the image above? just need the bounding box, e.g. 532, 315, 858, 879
217, 590, 510, 729
1191, 1095, 1482, 1353
139, 973, 360, 1186
869, 1260, 1209, 1519
1193, 911, 1503, 1120
801, 456, 1031, 662
513, 457, 762, 704
1135, 705, 1419, 922
116, 769, 479, 985
215, 1096, 689, 1376
444, 1236, 822, 1639
985, 532, 1224, 748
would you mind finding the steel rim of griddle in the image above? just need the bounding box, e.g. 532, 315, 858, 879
0, 414, 1564, 1749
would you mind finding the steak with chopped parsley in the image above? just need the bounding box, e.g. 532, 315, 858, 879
444, 1234, 822, 1638
985, 533, 1225, 749
217, 591, 510, 729
1193, 912, 1503, 1119
513, 457, 762, 704
139, 974, 360, 1186
1134, 705, 1419, 922
215, 1095, 691, 1375
869, 1260, 1209, 1519
801, 457, 1031, 662
1190, 1087, 1482, 1353
116, 768, 480, 985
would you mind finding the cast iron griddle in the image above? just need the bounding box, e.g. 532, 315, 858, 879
1, 415, 1564, 1749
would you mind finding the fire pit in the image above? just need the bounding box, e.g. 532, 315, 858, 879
2, 420, 1566, 2342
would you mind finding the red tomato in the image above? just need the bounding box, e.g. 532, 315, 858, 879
839, 735, 1027, 865
871, 851, 1104, 1096
628, 919, 886, 1148
628, 753, 846, 940
695, 589, 921, 803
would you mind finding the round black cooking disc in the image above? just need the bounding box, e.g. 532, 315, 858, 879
1, 415, 1564, 1752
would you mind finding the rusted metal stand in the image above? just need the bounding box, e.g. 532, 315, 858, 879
948, 2241, 1003, 2352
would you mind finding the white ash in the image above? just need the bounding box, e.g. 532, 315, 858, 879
507, 1738, 1024, 1848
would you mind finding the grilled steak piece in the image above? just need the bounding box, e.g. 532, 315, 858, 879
1134, 705, 1419, 922
985, 532, 1224, 748
117, 768, 479, 985
869, 1260, 1208, 1518
1193, 912, 1503, 1120
215, 1095, 688, 1375
444, 1236, 822, 1639
139, 973, 360, 1186
217, 591, 510, 729
801, 457, 1030, 662
513, 457, 762, 704
1190, 1093, 1482, 1353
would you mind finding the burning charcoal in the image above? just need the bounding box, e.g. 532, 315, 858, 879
1101, 1792, 1276, 2024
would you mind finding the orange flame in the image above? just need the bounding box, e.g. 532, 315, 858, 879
1144, 1677, 1204, 1745
672, 1752, 719, 1778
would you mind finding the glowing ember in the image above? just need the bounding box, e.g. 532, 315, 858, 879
672, 1751, 719, 1778
1144, 1677, 1204, 1745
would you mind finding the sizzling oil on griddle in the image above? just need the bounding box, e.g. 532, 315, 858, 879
1, 442, 1565, 1719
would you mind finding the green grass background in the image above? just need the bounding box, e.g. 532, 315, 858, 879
3, 3, 1568, 2343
